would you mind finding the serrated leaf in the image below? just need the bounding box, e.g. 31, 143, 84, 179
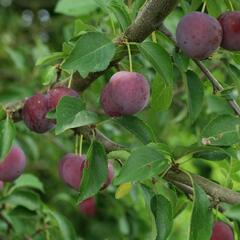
0, 118, 16, 161
78, 141, 108, 202
186, 71, 204, 123
138, 41, 173, 85
113, 144, 169, 185
55, 0, 98, 17
115, 182, 132, 199
151, 195, 173, 240
188, 183, 213, 240
113, 116, 156, 144
201, 115, 240, 146
62, 32, 116, 78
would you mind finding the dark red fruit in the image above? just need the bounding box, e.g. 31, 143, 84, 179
101, 161, 114, 190
176, 12, 223, 60
22, 94, 55, 133
218, 11, 240, 51
47, 87, 79, 111
100, 71, 150, 117
79, 197, 96, 217
0, 145, 26, 182
211, 221, 234, 240
59, 154, 86, 190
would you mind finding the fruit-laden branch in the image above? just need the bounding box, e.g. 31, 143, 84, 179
159, 24, 240, 116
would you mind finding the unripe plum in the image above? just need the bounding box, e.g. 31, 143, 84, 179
22, 94, 55, 133
101, 161, 114, 190
0, 145, 26, 182
211, 221, 234, 240
101, 71, 150, 116
176, 12, 223, 60
218, 11, 240, 51
47, 86, 79, 111
59, 153, 86, 190
79, 197, 96, 217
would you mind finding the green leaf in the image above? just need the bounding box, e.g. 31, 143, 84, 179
50, 211, 77, 240
78, 141, 108, 202
113, 144, 169, 185
62, 32, 116, 78
201, 115, 240, 146
186, 71, 204, 123
0, 105, 6, 121
207, 0, 222, 17
190, 0, 203, 11
55, 96, 100, 134
0, 118, 16, 161
36, 52, 64, 66
138, 41, 173, 85
2, 189, 41, 211
94, 0, 111, 12
188, 183, 213, 240
109, 0, 131, 31
151, 74, 173, 111
113, 116, 156, 144
151, 195, 173, 240
55, 0, 98, 17
41, 66, 56, 86
10, 174, 44, 193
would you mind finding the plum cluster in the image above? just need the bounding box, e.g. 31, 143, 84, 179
211, 221, 234, 240
101, 71, 150, 117
0, 145, 26, 183
59, 153, 114, 216
176, 11, 240, 60
22, 87, 79, 133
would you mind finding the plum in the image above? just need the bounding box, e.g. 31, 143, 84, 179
101, 71, 150, 116
218, 11, 240, 51
101, 161, 114, 190
176, 12, 223, 60
59, 153, 86, 190
79, 197, 96, 217
0, 145, 26, 182
22, 93, 55, 133
211, 221, 234, 240
47, 86, 79, 111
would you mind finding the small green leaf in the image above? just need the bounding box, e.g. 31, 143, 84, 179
151, 195, 173, 240
0, 118, 16, 161
0, 105, 6, 121
113, 144, 169, 185
109, 0, 131, 31
36, 52, 64, 66
78, 141, 108, 202
55, 0, 98, 17
186, 71, 204, 123
188, 183, 213, 240
62, 32, 116, 78
138, 41, 173, 85
41, 66, 56, 86
201, 115, 240, 146
113, 116, 156, 144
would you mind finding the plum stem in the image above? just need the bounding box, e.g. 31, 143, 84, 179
201, 1, 207, 13
68, 71, 74, 88
228, 0, 234, 11
126, 42, 133, 72
79, 134, 83, 156
75, 134, 79, 155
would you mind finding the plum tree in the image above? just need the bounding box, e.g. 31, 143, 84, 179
0, 145, 26, 182
22, 93, 55, 133
58, 153, 86, 190
218, 11, 240, 51
101, 71, 150, 117
211, 221, 234, 240
101, 161, 114, 190
176, 12, 223, 60
79, 197, 96, 217
47, 86, 79, 111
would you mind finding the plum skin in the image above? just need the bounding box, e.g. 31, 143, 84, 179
79, 197, 96, 217
0, 145, 26, 182
101, 71, 150, 117
22, 93, 55, 133
211, 221, 234, 240
47, 86, 79, 111
218, 11, 240, 51
59, 153, 86, 190
176, 12, 223, 60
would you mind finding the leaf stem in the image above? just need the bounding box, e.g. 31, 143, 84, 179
126, 42, 133, 72
79, 134, 83, 156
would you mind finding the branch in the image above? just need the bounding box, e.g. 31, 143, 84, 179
159, 24, 240, 116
